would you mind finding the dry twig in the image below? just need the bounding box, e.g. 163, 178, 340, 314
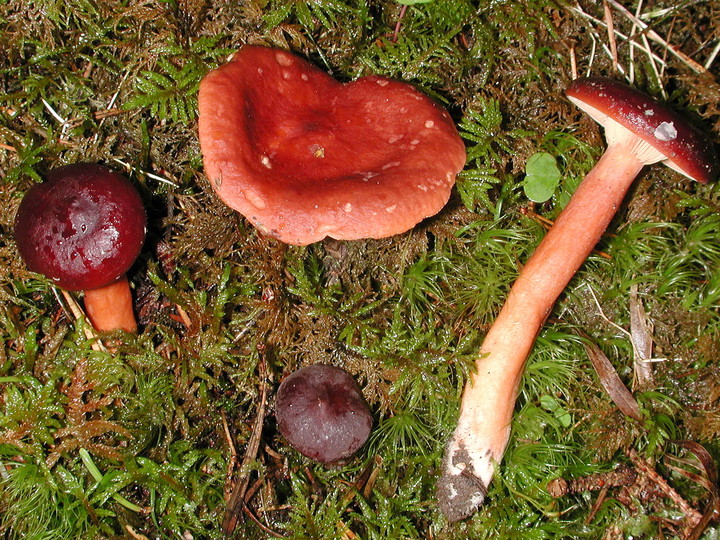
222, 357, 272, 535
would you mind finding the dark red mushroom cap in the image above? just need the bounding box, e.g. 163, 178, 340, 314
275, 365, 373, 464
198, 45, 467, 245
14, 163, 146, 291
566, 77, 719, 184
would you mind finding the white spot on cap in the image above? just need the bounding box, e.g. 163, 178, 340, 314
376, 79, 389, 86
381, 161, 401, 170
275, 51, 293, 66
282, 70, 292, 80
410, 139, 420, 145
644, 109, 655, 116
308, 144, 325, 158
654, 121, 677, 141
245, 190, 267, 209
260, 155, 272, 169
257, 68, 264, 75
301, 73, 309, 81
418, 184, 428, 191
425, 120, 435, 128
359, 171, 379, 181
344, 203, 353, 213
388, 134, 404, 144
386, 205, 397, 213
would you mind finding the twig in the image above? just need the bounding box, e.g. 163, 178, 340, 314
112, 158, 178, 187
548, 464, 638, 497
587, 284, 666, 368
222, 357, 270, 535
392, 5, 409, 43
520, 208, 612, 259
627, 449, 703, 526
242, 505, 284, 538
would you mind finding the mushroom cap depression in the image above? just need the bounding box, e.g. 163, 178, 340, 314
198, 45, 467, 245
14, 163, 146, 291
566, 77, 719, 184
275, 365, 373, 464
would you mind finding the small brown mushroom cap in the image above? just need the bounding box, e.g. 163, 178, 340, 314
198, 45, 466, 245
275, 365, 373, 464
566, 77, 718, 184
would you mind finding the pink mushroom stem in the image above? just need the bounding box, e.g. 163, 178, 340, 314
466, 143, 643, 438
438, 143, 645, 521
83, 275, 138, 334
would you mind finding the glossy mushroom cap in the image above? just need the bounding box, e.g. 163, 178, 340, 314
14, 163, 146, 291
566, 77, 719, 184
275, 365, 373, 464
198, 45, 467, 245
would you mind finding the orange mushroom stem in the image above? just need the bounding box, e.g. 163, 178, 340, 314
83, 275, 138, 333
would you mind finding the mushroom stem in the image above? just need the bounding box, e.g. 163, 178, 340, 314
438, 143, 646, 521
83, 275, 138, 333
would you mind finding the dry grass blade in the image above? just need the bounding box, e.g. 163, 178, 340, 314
667, 440, 720, 538
629, 284, 654, 389
605, 0, 709, 74
582, 338, 642, 421
603, 0, 619, 73
59, 290, 106, 352
569, 2, 667, 75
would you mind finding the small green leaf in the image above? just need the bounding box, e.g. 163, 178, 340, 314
539, 394, 572, 428
523, 152, 562, 203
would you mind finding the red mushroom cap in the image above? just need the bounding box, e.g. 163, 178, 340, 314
275, 365, 373, 464
14, 163, 146, 291
566, 77, 719, 184
198, 45, 466, 245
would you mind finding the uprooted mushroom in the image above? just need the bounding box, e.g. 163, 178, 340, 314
198, 45, 466, 245
438, 77, 719, 521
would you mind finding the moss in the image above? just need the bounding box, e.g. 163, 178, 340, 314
1, 0, 719, 537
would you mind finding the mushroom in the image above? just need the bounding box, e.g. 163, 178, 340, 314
14, 163, 147, 333
438, 77, 718, 521
198, 45, 466, 245
275, 365, 373, 464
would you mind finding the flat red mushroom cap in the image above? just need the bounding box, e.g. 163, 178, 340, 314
14, 163, 146, 291
566, 77, 719, 184
198, 45, 466, 245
